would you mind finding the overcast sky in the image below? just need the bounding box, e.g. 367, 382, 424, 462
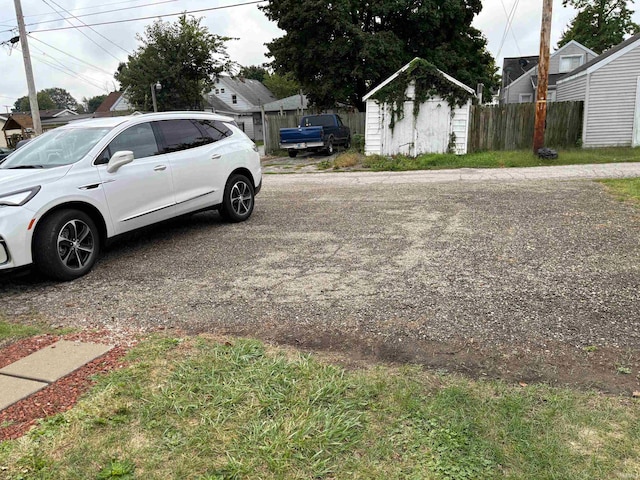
0, 0, 638, 111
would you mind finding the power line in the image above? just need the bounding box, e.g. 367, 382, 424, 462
499, 0, 522, 57
0, 0, 176, 24
28, 42, 113, 87
40, 0, 123, 61
496, 0, 521, 60
18, 45, 108, 91
24, 0, 179, 28
28, 0, 267, 33
28, 36, 115, 76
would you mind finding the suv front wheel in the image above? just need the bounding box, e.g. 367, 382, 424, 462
33, 209, 100, 281
219, 174, 254, 223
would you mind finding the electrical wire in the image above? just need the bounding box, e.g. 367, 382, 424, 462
29, 41, 114, 86
41, 0, 129, 58
496, 0, 521, 60
28, 0, 267, 33
24, 0, 179, 28
28, 36, 115, 76
498, 0, 522, 57
17, 45, 109, 91
0, 0, 177, 24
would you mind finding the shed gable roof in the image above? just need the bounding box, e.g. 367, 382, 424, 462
363, 58, 474, 102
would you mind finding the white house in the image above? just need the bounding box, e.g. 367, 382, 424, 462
363, 59, 475, 156
556, 33, 640, 147
205, 76, 277, 141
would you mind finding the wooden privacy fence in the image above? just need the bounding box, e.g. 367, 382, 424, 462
468, 101, 584, 153
264, 112, 366, 154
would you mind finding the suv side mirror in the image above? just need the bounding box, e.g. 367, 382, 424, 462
106, 150, 134, 173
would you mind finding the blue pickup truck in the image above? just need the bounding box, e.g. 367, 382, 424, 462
279, 114, 351, 157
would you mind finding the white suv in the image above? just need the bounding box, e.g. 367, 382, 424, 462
0, 112, 262, 280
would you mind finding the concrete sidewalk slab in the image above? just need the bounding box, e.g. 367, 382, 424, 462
0, 376, 48, 410
0, 340, 113, 383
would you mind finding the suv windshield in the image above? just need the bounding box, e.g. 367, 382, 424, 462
0, 127, 112, 169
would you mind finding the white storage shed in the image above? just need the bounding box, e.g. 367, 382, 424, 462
363, 58, 475, 156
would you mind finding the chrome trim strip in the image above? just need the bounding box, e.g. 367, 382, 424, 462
122, 202, 176, 222
175, 189, 217, 206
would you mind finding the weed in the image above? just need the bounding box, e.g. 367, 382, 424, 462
583, 346, 598, 353
616, 365, 632, 375
333, 152, 361, 169
97, 459, 136, 479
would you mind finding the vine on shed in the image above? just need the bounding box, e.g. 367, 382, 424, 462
372, 58, 474, 130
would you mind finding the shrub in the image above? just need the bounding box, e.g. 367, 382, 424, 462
351, 134, 365, 153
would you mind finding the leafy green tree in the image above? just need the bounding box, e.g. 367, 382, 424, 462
559, 0, 639, 53
42, 87, 79, 110
115, 15, 234, 111
239, 65, 268, 82
263, 72, 301, 99
84, 94, 108, 113
14, 91, 56, 112
261, 0, 497, 110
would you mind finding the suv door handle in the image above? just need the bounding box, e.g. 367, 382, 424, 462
211, 154, 222, 160
154, 165, 167, 171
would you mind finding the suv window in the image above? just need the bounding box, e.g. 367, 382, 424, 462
95, 123, 159, 165
155, 119, 212, 153
196, 119, 232, 142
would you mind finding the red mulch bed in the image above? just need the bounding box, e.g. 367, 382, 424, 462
0, 330, 137, 441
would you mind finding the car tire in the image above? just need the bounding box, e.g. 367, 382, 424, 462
325, 138, 334, 156
344, 136, 351, 149
33, 209, 100, 281
288, 150, 298, 158
219, 174, 255, 223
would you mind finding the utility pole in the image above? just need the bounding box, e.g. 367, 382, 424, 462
13, 0, 41, 135
533, 0, 553, 153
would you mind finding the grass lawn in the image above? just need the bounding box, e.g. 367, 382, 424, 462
325, 147, 640, 172
599, 177, 640, 203
1, 335, 638, 479
0, 319, 62, 348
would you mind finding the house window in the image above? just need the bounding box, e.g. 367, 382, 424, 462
221, 88, 225, 93
215, 89, 219, 94
519, 93, 533, 103
547, 90, 557, 102
559, 55, 584, 73
232, 94, 237, 104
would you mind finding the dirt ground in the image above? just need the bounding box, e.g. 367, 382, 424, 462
1, 171, 639, 395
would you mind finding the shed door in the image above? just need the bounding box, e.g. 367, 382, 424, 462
414, 100, 452, 154
382, 101, 415, 156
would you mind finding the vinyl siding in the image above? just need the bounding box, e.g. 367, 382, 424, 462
556, 75, 587, 101
550, 43, 596, 74
584, 43, 640, 147
503, 75, 535, 104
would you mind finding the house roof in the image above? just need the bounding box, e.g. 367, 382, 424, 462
502, 55, 539, 88
558, 33, 640, 84
217, 77, 277, 108
96, 92, 122, 113
3, 110, 79, 131
501, 40, 598, 95
363, 58, 475, 102
263, 93, 308, 112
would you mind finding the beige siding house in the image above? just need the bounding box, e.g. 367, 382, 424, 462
500, 41, 597, 104
557, 33, 640, 147
364, 59, 475, 156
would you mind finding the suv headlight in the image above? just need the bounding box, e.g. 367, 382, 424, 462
0, 186, 41, 207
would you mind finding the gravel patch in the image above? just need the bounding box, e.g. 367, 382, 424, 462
0, 173, 638, 391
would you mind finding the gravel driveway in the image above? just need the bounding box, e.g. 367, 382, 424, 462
1, 167, 639, 392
